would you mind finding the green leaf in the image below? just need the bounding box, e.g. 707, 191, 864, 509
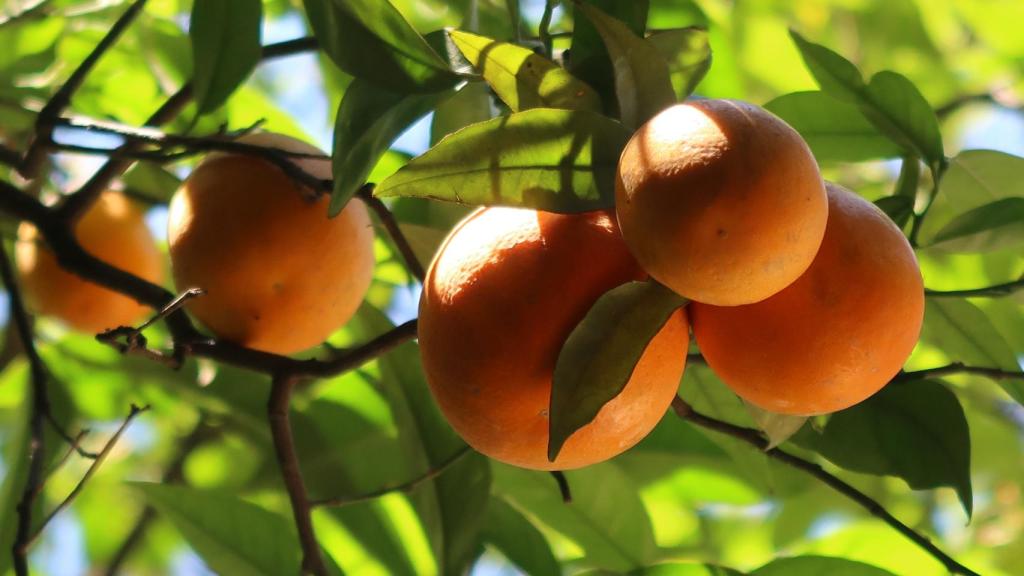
646, 27, 712, 99
430, 81, 492, 145
789, 31, 865, 101
797, 380, 973, 517
569, 0, 649, 114
789, 33, 944, 170
132, 483, 341, 576
121, 162, 182, 204
0, 366, 30, 576
492, 461, 658, 570
921, 298, 1024, 405
752, 555, 898, 576
548, 281, 686, 461
873, 196, 914, 229
330, 79, 452, 215
449, 30, 601, 112
581, 564, 743, 576
189, 0, 262, 114
482, 497, 560, 576
743, 403, 807, 449
353, 306, 491, 575
859, 71, 944, 170
931, 197, 1024, 253
375, 108, 630, 212
763, 91, 904, 162
303, 0, 456, 93
575, 2, 675, 129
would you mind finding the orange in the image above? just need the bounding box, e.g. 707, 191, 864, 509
615, 99, 828, 306
690, 182, 925, 415
167, 132, 375, 355
16, 191, 164, 333
418, 207, 690, 470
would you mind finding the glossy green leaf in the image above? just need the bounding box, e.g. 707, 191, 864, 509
375, 108, 630, 212
874, 196, 914, 229
789, 33, 943, 170
482, 497, 560, 576
492, 461, 658, 570
449, 30, 601, 112
797, 380, 973, 517
354, 305, 491, 575
931, 197, 1024, 252
789, 31, 865, 101
752, 555, 898, 576
575, 2, 675, 129
430, 81, 492, 145
330, 79, 452, 215
859, 71, 944, 170
921, 298, 1024, 405
303, 0, 456, 93
569, 0, 649, 114
121, 162, 182, 204
549, 281, 686, 461
132, 483, 341, 576
647, 27, 712, 99
764, 91, 904, 162
189, 0, 262, 114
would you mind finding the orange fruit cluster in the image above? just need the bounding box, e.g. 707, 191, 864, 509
420, 98, 924, 470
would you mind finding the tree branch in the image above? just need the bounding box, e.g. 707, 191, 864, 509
268, 375, 328, 576
897, 362, 1024, 383
313, 446, 471, 507
671, 396, 981, 576
925, 276, 1024, 298
1, 245, 49, 576
18, 0, 149, 179
28, 404, 149, 547
359, 186, 425, 283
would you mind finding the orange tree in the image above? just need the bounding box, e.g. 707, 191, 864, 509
0, 1, 1022, 575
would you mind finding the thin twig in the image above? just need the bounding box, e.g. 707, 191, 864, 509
908, 161, 947, 248
1, 242, 51, 576
550, 471, 572, 503
538, 0, 557, 58
268, 375, 328, 576
44, 430, 90, 481
897, 362, 1024, 383
18, 0, 149, 179
45, 412, 97, 459
671, 396, 982, 576
313, 446, 472, 507
926, 276, 1024, 298
359, 185, 425, 283
28, 404, 149, 547
104, 418, 212, 575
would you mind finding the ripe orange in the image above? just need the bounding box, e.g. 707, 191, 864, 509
690, 182, 925, 415
615, 99, 828, 306
418, 207, 690, 470
16, 191, 164, 333
167, 132, 375, 355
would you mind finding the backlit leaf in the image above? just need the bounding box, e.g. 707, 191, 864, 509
189, 0, 262, 114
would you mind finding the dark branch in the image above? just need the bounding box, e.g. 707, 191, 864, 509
28, 404, 149, 547
897, 362, 1024, 383
925, 276, 1024, 298
313, 446, 472, 507
268, 375, 328, 576
262, 36, 318, 60
359, 186, 425, 283
1, 245, 49, 576
18, 0, 149, 179
671, 396, 982, 576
